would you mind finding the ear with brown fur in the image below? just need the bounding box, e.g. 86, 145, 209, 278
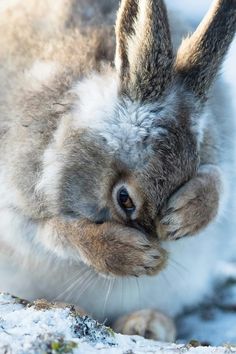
175, 0, 236, 101
115, 0, 173, 101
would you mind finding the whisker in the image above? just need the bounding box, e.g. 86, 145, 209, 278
160, 270, 175, 292
76, 272, 97, 302
167, 261, 190, 288
135, 278, 142, 309
56, 267, 92, 302
102, 277, 113, 318
161, 265, 188, 301
53, 270, 83, 301
169, 257, 189, 274
87, 274, 102, 319
120, 277, 124, 312
63, 272, 80, 287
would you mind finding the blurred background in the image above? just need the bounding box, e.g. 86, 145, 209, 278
166, 0, 236, 115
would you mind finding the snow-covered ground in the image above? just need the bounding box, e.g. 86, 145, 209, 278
1, 293, 236, 354
2, 263, 236, 352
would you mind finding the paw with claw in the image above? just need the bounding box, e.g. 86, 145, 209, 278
157, 165, 222, 240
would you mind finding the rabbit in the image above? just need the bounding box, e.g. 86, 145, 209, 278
0, 0, 235, 342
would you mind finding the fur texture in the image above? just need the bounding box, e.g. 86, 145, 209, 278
0, 0, 235, 339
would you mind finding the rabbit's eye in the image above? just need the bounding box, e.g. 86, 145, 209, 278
117, 187, 135, 214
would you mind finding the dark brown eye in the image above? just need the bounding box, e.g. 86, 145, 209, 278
117, 187, 135, 214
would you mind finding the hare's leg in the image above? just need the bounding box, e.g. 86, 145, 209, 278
157, 164, 222, 240
113, 309, 176, 342
39, 218, 167, 278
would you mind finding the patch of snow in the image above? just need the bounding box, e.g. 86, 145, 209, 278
1, 293, 236, 354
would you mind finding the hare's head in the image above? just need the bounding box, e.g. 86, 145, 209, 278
41, 0, 235, 241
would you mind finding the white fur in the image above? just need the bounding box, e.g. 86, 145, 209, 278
191, 107, 209, 146
27, 60, 58, 83
35, 146, 63, 211
0, 165, 26, 210
36, 221, 70, 260
72, 73, 178, 166
24, 60, 59, 92
0, 0, 20, 13
72, 72, 119, 131
35, 114, 72, 210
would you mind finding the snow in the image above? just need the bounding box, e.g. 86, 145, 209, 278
1, 292, 236, 354
2, 262, 236, 353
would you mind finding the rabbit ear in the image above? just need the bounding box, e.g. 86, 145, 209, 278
175, 0, 236, 102
115, 0, 174, 101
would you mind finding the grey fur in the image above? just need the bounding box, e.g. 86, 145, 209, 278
116, 0, 174, 101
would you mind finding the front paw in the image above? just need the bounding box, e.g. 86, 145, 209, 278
156, 165, 222, 240
92, 224, 167, 277
50, 219, 167, 278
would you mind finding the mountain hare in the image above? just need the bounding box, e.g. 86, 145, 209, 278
0, 0, 235, 342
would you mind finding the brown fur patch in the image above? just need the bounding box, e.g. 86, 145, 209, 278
47, 218, 167, 277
